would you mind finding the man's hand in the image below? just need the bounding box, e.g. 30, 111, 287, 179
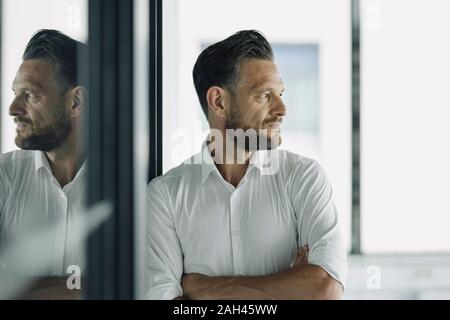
290, 245, 309, 267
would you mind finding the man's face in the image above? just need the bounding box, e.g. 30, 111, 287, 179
9, 59, 71, 151
225, 58, 286, 150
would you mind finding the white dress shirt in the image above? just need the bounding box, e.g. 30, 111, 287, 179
0, 150, 87, 276
146, 144, 348, 300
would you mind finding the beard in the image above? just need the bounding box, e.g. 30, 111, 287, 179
224, 104, 281, 151
15, 106, 71, 152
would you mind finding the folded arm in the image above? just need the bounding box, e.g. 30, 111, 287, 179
14, 276, 83, 300
181, 246, 343, 300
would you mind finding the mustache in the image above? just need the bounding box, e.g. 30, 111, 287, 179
263, 117, 283, 125
14, 117, 33, 125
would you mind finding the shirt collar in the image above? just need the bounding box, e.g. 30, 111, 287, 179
200, 142, 218, 184
248, 149, 268, 171
34, 150, 88, 174
199, 141, 268, 184
34, 151, 51, 173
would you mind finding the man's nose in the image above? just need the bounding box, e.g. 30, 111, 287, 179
9, 97, 26, 117
272, 96, 287, 118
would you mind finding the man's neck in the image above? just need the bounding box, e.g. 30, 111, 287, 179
208, 136, 253, 188
45, 139, 85, 188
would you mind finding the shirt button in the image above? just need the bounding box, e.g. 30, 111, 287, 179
60, 192, 66, 198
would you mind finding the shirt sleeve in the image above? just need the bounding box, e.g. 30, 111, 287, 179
0, 165, 7, 217
291, 160, 348, 288
145, 178, 184, 300
0, 164, 10, 271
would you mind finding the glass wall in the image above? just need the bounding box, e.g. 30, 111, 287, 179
0, 0, 90, 299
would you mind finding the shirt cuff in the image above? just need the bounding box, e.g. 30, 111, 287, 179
308, 248, 348, 290
146, 282, 183, 300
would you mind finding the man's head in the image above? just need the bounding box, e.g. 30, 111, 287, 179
193, 30, 286, 150
9, 29, 87, 151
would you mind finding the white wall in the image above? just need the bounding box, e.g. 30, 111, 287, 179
361, 0, 450, 253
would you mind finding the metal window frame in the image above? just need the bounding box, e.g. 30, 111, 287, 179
351, 0, 361, 255
148, 0, 163, 182
85, 0, 135, 299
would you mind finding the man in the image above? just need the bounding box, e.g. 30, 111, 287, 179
146, 30, 347, 299
0, 29, 87, 299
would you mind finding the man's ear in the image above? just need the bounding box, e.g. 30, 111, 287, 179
206, 86, 229, 118
66, 86, 86, 118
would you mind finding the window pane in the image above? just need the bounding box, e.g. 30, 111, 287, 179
0, 0, 88, 298
1, 0, 87, 153
361, 0, 450, 253
274, 44, 320, 156
163, 0, 352, 251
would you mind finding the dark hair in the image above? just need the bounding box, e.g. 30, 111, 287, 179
193, 30, 274, 118
22, 29, 87, 90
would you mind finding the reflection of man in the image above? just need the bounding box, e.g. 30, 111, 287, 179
146, 30, 347, 300
0, 29, 87, 298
